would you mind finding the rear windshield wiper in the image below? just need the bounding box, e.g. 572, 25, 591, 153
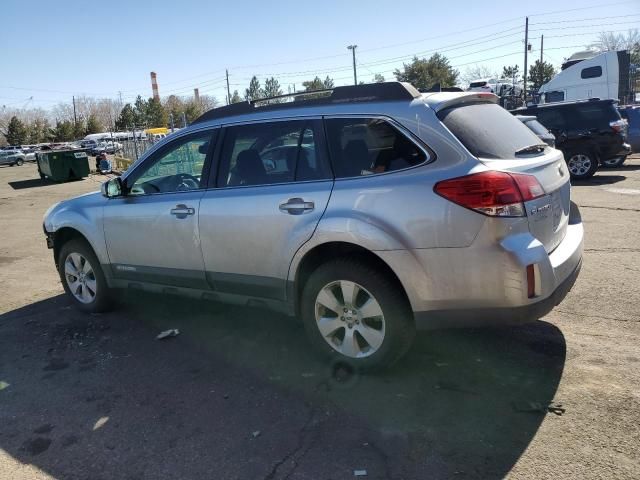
515, 144, 547, 155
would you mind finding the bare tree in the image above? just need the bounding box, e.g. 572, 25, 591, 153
590, 29, 640, 52
459, 65, 498, 88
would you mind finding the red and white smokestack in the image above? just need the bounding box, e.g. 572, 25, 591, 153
150, 72, 160, 101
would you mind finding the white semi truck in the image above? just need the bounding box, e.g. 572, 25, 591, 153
538, 50, 633, 104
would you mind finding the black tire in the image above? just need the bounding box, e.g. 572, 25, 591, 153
58, 238, 112, 313
15, 158, 24, 166
564, 148, 599, 180
601, 156, 626, 168
300, 258, 415, 371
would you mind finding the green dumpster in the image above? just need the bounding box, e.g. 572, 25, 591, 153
37, 150, 90, 182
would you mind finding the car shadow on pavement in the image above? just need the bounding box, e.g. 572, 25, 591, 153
0, 293, 566, 479
7, 178, 58, 190
572, 174, 626, 186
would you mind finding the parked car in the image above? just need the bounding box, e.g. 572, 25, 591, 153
515, 115, 555, 147
618, 105, 640, 153
20, 147, 38, 161
512, 98, 631, 179
0, 149, 26, 166
43, 83, 583, 370
91, 141, 122, 156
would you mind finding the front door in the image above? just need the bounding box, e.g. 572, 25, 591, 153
103, 130, 216, 289
199, 119, 333, 300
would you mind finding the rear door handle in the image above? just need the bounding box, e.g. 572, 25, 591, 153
279, 197, 315, 215
170, 204, 195, 218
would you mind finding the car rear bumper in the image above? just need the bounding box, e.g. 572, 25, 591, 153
377, 204, 584, 330
602, 142, 632, 160
413, 256, 581, 330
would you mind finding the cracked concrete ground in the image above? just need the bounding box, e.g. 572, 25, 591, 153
0, 156, 639, 479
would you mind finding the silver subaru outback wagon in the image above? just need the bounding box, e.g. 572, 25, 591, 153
44, 82, 583, 370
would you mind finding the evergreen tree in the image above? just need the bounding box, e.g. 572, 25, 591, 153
244, 76, 264, 101
5, 116, 28, 145
85, 114, 103, 134
394, 53, 459, 90
528, 60, 556, 90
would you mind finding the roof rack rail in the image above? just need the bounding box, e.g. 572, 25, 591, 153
192, 82, 421, 124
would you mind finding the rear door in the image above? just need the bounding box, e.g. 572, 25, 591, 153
438, 102, 570, 253
198, 119, 333, 300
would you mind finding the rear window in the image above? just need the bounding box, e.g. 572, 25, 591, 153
469, 81, 487, 88
438, 103, 542, 159
563, 102, 622, 129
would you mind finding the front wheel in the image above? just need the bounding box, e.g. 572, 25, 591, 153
301, 258, 415, 371
565, 149, 599, 180
58, 239, 112, 313
15, 158, 24, 166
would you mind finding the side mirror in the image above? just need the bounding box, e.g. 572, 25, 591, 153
101, 177, 123, 198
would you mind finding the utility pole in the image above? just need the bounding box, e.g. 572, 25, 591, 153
226, 69, 231, 105
347, 45, 358, 85
523, 17, 529, 106
72, 96, 78, 125
540, 34, 544, 64
181, 112, 187, 128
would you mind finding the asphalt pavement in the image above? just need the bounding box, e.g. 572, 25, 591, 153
0, 158, 638, 479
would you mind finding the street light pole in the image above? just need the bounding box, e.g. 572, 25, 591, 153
347, 45, 358, 85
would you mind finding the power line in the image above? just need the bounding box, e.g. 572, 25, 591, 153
529, 20, 640, 32
529, 13, 640, 25
527, 0, 638, 17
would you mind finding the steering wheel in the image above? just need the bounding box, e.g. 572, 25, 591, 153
175, 173, 200, 191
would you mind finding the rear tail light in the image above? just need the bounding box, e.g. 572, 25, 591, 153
609, 119, 627, 134
434, 171, 545, 217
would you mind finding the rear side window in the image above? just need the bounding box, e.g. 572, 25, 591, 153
572, 103, 622, 127
325, 118, 427, 178
218, 120, 330, 187
438, 103, 542, 159
545, 91, 565, 103
536, 109, 566, 130
581, 66, 602, 79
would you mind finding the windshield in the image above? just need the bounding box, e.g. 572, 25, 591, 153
438, 103, 542, 159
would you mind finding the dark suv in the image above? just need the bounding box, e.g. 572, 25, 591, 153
512, 99, 631, 179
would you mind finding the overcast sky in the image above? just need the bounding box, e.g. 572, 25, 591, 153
1, 0, 639, 109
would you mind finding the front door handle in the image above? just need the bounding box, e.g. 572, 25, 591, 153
279, 197, 315, 215
170, 204, 195, 218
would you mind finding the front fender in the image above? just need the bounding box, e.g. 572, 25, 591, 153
46, 193, 108, 265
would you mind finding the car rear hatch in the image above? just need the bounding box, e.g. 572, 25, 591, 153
435, 95, 570, 253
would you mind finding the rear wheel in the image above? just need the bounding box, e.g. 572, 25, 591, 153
301, 258, 415, 371
601, 156, 626, 168
565, 149, 599, 180
58, 239, 112, 313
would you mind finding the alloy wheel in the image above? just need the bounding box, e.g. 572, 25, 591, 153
314, 280, 386, 359
567, 154, 592, 177
64, 252, 97, 304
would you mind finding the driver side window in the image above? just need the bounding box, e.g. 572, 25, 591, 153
129, 132, 213, 195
